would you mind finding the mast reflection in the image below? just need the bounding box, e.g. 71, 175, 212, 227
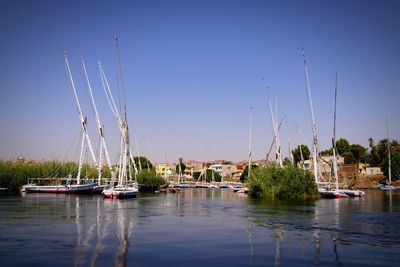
72, 197, 136, 267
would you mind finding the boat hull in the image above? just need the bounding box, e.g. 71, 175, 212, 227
103, 187, 138, 199
319, 189, 349, 199
22, 183, 98, 194
379, 185, 397, 190
343, 190, 365, 197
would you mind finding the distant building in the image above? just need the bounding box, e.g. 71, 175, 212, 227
182, 160, 205, 179
211, 164, 222, 174
155, 163, 175, 177
365, 167, 383, 175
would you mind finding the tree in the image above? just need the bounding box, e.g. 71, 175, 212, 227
381, 151, 400, 181
349, 144, 367, 163
136, 169, 166, 188
320, 148, 333, 156
292, 145, 310, 165
205, 169, 221, 182
175, 158, 186, 174
192, 171, 201, 180
368, 137, 374, 150
367, 139, 398, 167
240, 164, 258, 182
336, 138, 350, 155
342, 151, 354, 164
133, 156, 153, 171
283, 157, 292, 166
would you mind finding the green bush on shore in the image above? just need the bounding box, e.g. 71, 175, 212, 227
136, 169, 167, 187
247, 163, 319, 200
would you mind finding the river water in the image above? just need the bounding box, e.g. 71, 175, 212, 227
0, 189, 399, 267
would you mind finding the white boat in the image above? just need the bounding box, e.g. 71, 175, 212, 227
378, 182, 396, 190
21, 53, 101, 195
100, 34, 139, 199
194, 182, 209, 188
342, 189, 365, 197
237, 187, 249, 194
22, 183, 97, 194
319, 187, 348, 198
103, 185, 138, 199
178, 182, 190, 188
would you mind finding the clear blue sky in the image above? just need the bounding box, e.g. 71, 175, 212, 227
1, 0, 399, 164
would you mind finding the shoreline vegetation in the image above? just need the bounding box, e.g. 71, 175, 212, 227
137, 169, 167, 192
0, 159, 167, 192
246, 163, 319, 200
1, 140, 398, 198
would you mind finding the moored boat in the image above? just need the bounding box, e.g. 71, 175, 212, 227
22, 183, 97, 194
378, 182, 397, 190
343, 189, 365, 197
237, 187, 249, 194
319, 188, 349, 199
103, 185, 138, 199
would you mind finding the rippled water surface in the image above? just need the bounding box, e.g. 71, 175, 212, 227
0, 189, 399, 266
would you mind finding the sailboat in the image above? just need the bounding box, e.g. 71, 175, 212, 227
81, 57, 115, 193
319, 72, 348, 198
301, 48, 333, 197
101, 34, 138, 199
379, 119, 396, 190
301, 49, 322, 187
22, 52, 99, 194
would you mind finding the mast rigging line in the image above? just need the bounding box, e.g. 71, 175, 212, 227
99, 61, 120, 119
114, 33, 128, 119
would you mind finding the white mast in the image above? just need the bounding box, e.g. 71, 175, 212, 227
302, 48, 320, 184
114, 33, 138, 183
295, 125, 307, 169
98, 34, 138, 187
267, 87, 282, 167
332, 71, 339, 191
387, 118, 392, 184
285, 117, 294, 164
64, 51, 98, 184
248, 107, 253, 179
81, 57, 114, 185
134, 135, 142, 172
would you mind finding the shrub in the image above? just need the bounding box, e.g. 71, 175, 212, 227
136, 169, 167, 187
247, 163, 319, 200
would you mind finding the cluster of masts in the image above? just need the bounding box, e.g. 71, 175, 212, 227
251, 49, 365, 198
23, 44, 393, 197
63, 34, 139, 198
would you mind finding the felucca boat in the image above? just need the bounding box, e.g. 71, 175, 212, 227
101, 34, 139, 199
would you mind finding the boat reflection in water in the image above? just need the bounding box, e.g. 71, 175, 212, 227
71, 197, 136, 267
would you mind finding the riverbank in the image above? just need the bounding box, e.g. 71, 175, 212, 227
344, 174, 400, 189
